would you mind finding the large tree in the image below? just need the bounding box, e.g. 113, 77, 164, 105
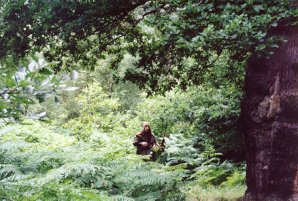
240, 20, 298, 200
0, 0, 297, 199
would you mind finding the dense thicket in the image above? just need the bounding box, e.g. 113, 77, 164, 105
0, 74, 246, 200
1, 1, 298, 200
0, 51, 246, 200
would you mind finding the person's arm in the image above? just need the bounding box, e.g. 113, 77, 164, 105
133, 134, 150, 147
133, 135, 140, 146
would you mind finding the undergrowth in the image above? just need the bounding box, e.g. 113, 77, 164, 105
0, 120, 245, 200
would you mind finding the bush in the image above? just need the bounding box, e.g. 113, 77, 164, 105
0, 120, 187, 201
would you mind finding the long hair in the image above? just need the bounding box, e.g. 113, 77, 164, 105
141, 122, 152, 136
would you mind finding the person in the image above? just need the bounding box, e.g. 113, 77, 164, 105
133, 122, 157, 155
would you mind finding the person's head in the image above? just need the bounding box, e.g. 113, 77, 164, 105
142, 122, 151, 133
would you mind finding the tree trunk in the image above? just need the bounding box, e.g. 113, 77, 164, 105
240, 24, 298, 201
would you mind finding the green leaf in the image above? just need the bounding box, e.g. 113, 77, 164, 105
39, 68, 52, 75
18, 80, 30, 87
0, 101, 7, 110
5, 77, 16, 87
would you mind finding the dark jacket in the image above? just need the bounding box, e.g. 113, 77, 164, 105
133, 131, 156, 155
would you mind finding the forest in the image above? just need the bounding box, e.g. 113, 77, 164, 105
0, 1, 298, 201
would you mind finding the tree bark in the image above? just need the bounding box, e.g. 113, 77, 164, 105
240, 24, 298, 201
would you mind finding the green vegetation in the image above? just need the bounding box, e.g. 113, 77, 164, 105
0, 72, 246, 200
0, 116, 245, 200
0, 120, 182, 200
1, 0, 297, 200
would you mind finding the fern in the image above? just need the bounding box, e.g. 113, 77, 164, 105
111, 195, 135, 201
0, 164, 21, 180
0, 119, 244, 201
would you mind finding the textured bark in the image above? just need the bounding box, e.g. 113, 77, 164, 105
240, 25, 298, 201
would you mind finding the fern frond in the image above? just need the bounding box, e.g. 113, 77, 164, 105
0, 164, 20, 180
111, 195, 135, 201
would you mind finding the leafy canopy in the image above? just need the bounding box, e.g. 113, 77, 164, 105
0, 0, 296, 94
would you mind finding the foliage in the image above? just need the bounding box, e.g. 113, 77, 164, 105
0, 50, 248, 200
0, 56, 80, 120
124, 0, 292, 93
184, 161, 246, 200
0, 2, 265, 200
0, 1, 296, 93
0, 0, 147, 70
0, 120, 188, 200
0, 59, 51, 119
131, 84, 244, 161
62, 82, 121, 139
0, 76, 248, 200
185, 185, 246, 201
192, 161, 245, 187
76, 54, 143, 112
